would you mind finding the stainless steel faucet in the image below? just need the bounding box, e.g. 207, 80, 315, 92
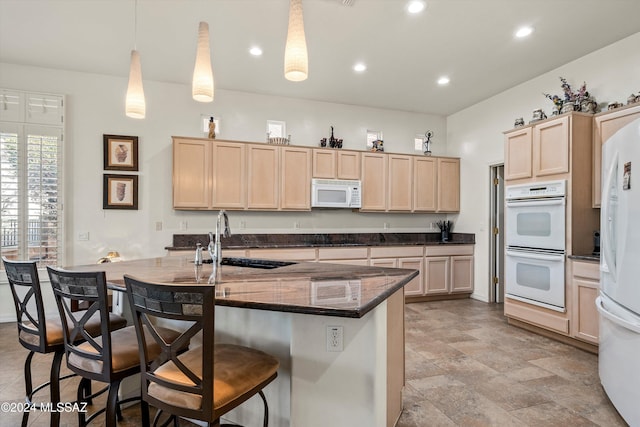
208, 210, 231, 284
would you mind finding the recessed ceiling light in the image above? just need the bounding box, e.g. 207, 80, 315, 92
437, 76, 450, 86
407, 0, 426, 14
515, 26, 533, 38
249, 46, 263, 56
353, 63, 367, 72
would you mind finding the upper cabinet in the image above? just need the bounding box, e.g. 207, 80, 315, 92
592, 104, 640, 207
504, 112, 591, 183
437, 158, 460, 212
312, 149, 361, 180
173, 137, 311, 211
173, 138, 211, 209
173, 136, 459, 214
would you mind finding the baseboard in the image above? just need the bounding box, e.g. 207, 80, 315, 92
508, 318, 598, 354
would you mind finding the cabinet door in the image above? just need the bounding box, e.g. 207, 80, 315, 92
337, 151, 361, 180
593, 105, 640, 207
281, 146, 311, 210
312, 149, 336, 178
173, 138, 211, 209
388, 154, 413, 211
212, 141, 246, 209
424, 256, 449, 294
361, 152, 388, 211
450, 255, 474, 293
247, 144, 279, 209
437, 158, 460, 212
399, 257, 424, 296
572, 278, 599, 344
413, 157, 437, 212
534, 116, 569, 177
504, 127, 532, 180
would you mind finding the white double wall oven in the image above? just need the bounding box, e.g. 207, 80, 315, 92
505, 180, 567, 312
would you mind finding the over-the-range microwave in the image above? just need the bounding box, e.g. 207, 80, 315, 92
311, 179, 362, 208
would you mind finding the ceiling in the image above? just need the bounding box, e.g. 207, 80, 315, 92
1, 0, 640, 116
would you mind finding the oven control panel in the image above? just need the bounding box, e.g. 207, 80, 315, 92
506, 180, 566, 200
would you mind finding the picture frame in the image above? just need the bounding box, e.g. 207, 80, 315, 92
103, 134, 138, 171
103, 174, 138, 210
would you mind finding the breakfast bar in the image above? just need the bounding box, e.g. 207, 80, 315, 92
73, 255, 418, 427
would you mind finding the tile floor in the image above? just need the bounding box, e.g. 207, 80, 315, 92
0, 299, 628, 426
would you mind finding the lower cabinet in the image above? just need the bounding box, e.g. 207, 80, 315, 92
570, 259, 599, 345
369, 247, 424, 297
423, 245, 474, 296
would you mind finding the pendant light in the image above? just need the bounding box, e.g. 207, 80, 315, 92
192, 21, 214, 102
284, 0, 308, 82
125, 0, 145, 118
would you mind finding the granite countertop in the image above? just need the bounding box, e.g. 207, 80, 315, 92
69, 256, 418, 318
166, 232, 475, 251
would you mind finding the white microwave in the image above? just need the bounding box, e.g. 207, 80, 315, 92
311, 179, 362, 208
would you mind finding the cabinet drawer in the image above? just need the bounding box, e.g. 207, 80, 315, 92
370, 246, 423, 258
572, 260, 599, 280
318, 247, 369, 260
425, 245, 473, 257
505, 298, 569, 335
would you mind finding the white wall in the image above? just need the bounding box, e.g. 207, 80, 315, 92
447, 32, 640, 302
0, 63, 447, 266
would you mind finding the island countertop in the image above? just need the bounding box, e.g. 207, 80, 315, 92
69, 255, 418, 318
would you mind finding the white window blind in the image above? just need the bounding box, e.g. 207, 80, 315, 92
1, 89, 64, 268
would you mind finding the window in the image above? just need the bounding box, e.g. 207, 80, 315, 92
1, 89, 64, 268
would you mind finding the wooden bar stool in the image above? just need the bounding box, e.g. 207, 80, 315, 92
47, 266, 184, 427
3, 257, 127, 427
124, 275, 280, 427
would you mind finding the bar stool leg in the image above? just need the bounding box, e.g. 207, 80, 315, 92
22, 351, 35, 427
49, 350, 64, 427
106, 379, 121, 427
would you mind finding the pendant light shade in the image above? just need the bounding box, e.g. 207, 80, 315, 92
284, 0, 308, 82
192, 21, 214, 102
125, 49, 146, 119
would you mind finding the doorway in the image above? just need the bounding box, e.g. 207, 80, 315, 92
489, 164, 505, 303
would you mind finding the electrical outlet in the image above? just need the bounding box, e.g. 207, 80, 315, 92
294, 221, 300, 229
179, 221, 188, 231
326, 326, 343, 352
383, 222, 390, 230
77, 232, 89, 241
239, 220, 246, 229
155, 221, 162, 231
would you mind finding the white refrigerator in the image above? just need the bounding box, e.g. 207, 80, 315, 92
597, 117, 640, 426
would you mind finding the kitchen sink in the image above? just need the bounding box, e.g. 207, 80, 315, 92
220, 257, 296, 269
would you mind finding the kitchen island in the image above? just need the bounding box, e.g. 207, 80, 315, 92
74, 255, 418, 427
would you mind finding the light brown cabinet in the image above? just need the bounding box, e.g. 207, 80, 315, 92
317, 247, 369, 266
592, 104, 640, 207
173, 138, 211, 209
387, 154, 413, 211
437, 158, 460, 212
280, 146, 312, 210
570, 260, 599, 345
413, 157, 437, 211
370, 246, 424, 297
504, 116, 572, 181
312, 149, 361, 180
212, 141, 246, 208
423, 245, 474, 296
174, 137, 311, 211
361, 152, 388, 211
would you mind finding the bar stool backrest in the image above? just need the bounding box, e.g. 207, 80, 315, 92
47, 266, 114, 382
124, 275, 215, 422
3, 257, 50, 353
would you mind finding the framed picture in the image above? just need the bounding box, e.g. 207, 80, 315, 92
103, 174, 138, 210
103, 134, 138, 171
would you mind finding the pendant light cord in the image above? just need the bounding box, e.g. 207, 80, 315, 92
133, 0, 138, 50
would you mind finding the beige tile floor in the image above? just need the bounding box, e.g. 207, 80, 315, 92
0, 299, 628, 426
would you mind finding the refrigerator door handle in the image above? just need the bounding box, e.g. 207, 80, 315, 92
596, 296, 640, 334
601, 153, 618, 282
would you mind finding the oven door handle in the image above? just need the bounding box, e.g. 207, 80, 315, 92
506, 249, 564, 262
506, 198, 565, 208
